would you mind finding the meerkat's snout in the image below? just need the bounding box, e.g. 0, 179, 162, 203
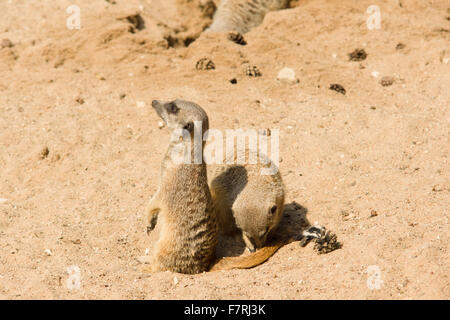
244, 227, 274, 252
240, 203, 280, 252
151, 100, 165, 112
151, 100, 182, 130
244, 233, 269, 253
151, 100, 166, 123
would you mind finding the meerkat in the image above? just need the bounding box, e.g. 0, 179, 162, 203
143, 99, 218, 274
143, 99, 328, 274
205, 0, 291, 33
208, 151, 285, 252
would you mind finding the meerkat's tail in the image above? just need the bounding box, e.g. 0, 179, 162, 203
208, 225, 340, 271
209, 238, 294, 271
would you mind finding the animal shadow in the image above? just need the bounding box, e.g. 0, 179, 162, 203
272, 201, 311, 241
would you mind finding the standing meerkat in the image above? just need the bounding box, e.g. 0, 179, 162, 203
143, 99, 218, 273
205, 0, 291, 33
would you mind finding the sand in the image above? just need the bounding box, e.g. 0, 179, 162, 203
0, 0, 448, 299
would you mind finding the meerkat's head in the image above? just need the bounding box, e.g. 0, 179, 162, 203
239, 201, 284, 252
151, 99, 209, 136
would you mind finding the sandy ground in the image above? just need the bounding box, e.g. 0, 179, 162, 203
0, 0, 449, 299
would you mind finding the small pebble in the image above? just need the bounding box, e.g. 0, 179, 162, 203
136, 101, 146, 108
173, 276, 179, 285
277, 67, 298, 83
371, 71, 379, 78
432, 185, 443, 192
1, 38, 14, 48
40, 147, 50, 159
370, 210, 378, 217
380, 76, 394, 86
340, 210, 349, 219
348, 48, 367, 61
329, 83, 346, 95
44, 249, 53, 256
158, 121, 165, 129
0, 198, 8, 204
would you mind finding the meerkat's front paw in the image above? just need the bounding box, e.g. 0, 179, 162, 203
147, 213, 158, 235
243, 236, 256, 253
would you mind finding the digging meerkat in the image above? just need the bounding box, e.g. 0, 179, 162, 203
205, 0, 291, 33
208, 152, 285, 252
142, 99, 330, 273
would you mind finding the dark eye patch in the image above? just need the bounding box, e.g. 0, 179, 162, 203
183, 122, 193, 131
165, 101, 179, 114
270, 205, 277, 214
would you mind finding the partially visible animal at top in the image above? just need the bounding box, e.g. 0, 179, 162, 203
205, 0, 290, 34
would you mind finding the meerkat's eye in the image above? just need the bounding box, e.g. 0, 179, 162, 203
270, 205, 277, 214
166, 102, 179, 114
183, 122, 193, 131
